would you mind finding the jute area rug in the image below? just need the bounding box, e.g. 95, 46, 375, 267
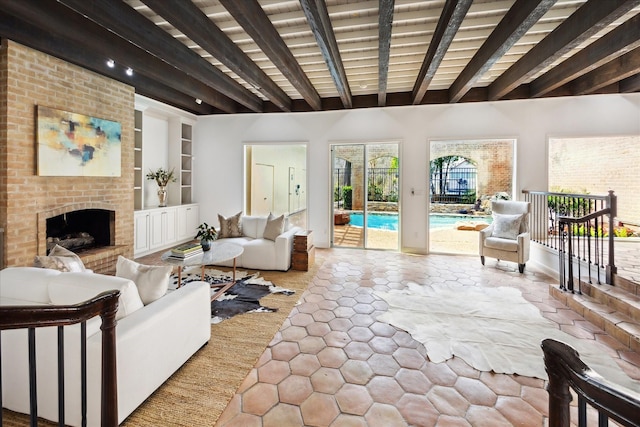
1, 258, 322, 427
375, 282, 640, 392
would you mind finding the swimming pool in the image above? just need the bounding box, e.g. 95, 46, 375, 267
346, 213, 492, 230
429, 214, 492, 229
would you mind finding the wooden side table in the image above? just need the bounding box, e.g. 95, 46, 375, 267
292, 230, 315, 271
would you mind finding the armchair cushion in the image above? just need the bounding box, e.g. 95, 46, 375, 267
484, 236, 519, 252
491, 213, 523, 240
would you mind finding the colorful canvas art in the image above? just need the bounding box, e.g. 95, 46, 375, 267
37, 106, 121, 176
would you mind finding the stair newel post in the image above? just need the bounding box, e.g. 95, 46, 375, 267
99, 294, 119, 427
542, 340, 572, 427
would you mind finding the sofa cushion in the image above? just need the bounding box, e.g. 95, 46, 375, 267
491, 213, 523, 240
0, 267, 61, 304
240, 239, 277, 270
48, 273, 144, 320
34, 244, 87, 272
263, 213, 285, 241
242, 215, 269, 239
115, 256, 172, 305
218, 212, 243, 238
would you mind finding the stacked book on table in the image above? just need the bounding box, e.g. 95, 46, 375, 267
167, 242, 203, 260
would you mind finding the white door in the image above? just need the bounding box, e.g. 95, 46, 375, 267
252, 164, 274, 216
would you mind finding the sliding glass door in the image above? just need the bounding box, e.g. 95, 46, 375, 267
332, 143, 399, 250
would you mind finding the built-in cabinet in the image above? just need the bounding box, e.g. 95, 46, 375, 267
169, 118, 194, 206
134, 204, 199, 257
133, 99, 199, 258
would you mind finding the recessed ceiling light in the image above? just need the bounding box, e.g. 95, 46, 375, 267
359, 82, 368, 89
106, 59, 115, 68
126, 67, 133, 76
195, 98, 202, 104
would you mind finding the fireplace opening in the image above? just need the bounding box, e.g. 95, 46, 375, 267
46, 209, 114, 254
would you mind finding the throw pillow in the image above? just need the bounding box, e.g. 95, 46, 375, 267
491, 213, 523, 240
115, 256, 172, 305
218, 212, 243, 238
263, 213, 285, 241
34, 244, 87, 272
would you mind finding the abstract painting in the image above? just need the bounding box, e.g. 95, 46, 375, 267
37, 106, 121, 177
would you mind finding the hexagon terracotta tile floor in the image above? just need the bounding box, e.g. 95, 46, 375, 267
215, 249, 640, 427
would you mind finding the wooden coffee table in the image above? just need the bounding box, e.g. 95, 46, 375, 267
162, 241, 244, 300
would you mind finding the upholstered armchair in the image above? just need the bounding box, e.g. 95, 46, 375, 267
479, 200, 531, 273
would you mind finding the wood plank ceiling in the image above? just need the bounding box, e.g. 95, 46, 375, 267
1, 0, 639, 115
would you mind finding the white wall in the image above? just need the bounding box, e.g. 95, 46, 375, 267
142, 112, 168, 208
193, 93, 640, 251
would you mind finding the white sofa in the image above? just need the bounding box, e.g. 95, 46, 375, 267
213, 215, 301, 271
0, 266, 211, 427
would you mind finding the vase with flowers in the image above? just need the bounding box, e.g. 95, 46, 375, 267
146, 168, 176, 207
195, 222, 217, 251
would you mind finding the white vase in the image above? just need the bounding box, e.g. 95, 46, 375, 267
157, 186, 167, 207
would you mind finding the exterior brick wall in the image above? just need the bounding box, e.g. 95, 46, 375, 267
430, 140, 514, 199
0, 40, 135, 268
549, 136, 639, 225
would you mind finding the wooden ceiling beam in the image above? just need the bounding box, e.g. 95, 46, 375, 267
378, 0, 395, 107
570, 47, 640, 95
0, 0, 239, 113
449, 0, 556, 103
140, 0, 292, 112
620, 73, 640, 93
489, 0, 640, 101
300, 0, 353, 109
57, 0, 262, 112
0, 12, 218, 115
218, 0, 321, 111
412, 0, 473, 105
531, 13, 640, 98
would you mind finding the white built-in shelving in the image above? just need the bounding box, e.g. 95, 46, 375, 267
133, 109, 144, 211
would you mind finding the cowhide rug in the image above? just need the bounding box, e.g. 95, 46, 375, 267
170, 268, 294, 324
375, 283, 640, 391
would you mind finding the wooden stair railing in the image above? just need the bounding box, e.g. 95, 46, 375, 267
542, 339, 640, 427
0, 290, 120, 427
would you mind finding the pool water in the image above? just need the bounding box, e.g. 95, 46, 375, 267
348, 213, 398, 231
346, 213, 492, 230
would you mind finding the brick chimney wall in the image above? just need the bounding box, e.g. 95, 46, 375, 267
0, 39, 135, 269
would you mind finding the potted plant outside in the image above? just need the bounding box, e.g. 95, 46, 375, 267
195, 222, 217, 251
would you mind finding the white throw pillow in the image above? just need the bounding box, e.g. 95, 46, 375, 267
491, 213, 523, 240
263, 213, 285, 241
115, 256, 172, 305
34, 244, 87, 272
48, 272, 144, 320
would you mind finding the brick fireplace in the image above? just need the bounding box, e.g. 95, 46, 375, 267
0, 40, 135, 272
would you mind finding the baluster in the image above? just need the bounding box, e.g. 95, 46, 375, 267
28, 328, 37, 427
58, 326, 65, 426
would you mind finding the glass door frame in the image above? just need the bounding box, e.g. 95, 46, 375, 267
331, 142, 400, 250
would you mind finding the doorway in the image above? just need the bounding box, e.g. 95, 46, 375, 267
429, 139, 514, 254
331, 142, 399, 250
244, 144, 307, 229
